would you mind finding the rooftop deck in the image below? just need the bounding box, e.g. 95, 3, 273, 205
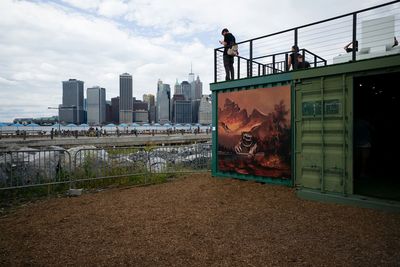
214, 1, 400, 83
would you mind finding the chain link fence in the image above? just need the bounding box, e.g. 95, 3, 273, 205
0, 143, 211, 192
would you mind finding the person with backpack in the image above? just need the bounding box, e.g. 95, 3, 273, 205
219, 28, 236, 81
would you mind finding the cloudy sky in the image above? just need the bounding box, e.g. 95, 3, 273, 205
0, 0, 390, 122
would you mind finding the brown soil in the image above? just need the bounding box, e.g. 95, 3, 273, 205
1, 174, 399, 266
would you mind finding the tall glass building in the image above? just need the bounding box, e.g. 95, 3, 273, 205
87, 86, 106, 125
156, 80, 171, 123
60, 79, 84, 124
119, 73, 133, 123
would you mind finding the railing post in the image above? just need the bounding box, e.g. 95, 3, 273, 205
263, 64, 266, 75
352, 13, 357, 62
294, 28, 298, 46
249, 40, 253, 78
237, 57, 240, 79
285, 53, 289, 72
214, 49, 218, 83
272, 55, 276, 74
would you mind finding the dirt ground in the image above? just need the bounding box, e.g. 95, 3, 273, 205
1, 174, 399, 266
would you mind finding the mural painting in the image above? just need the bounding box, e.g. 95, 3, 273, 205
217, 86, 291, 179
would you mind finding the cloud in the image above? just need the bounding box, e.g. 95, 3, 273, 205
0, 0, 393, 122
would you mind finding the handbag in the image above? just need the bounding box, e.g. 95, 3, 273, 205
227, 44, 238, 56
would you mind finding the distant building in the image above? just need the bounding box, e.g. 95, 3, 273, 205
156, 79, 171, 123
143, 94, 156, 123
133, 110, 149, 123
194, 76, 203, 100
111, 96, 120, 124
191, 99, 201, 123
174, 79, 182, 95
188, 64, 195, 83
60, 79, 84, 124
198, 95, 212, 124
133, 98, 148, 111
173, 100, 192, 123
14, 116, 58, 126
106, 101, 112, 123
87, 86, 106, 125
143, 94, 155, 107
119, 73, 133, 123
181, 81, 191, 101
149, 106, 157, 123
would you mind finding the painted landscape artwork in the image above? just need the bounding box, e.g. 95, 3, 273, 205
217, 86, 291, 179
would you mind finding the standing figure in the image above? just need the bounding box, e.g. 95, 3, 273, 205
219, 28, 236, 81
287, 45, 300, 70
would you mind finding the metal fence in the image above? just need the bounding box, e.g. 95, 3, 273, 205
0, 143, 211, 191
214, 1, 400, 82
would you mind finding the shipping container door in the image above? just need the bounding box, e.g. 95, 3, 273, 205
295, 75, 352, 194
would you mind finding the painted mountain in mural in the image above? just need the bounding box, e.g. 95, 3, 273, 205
218, 98, 269, 133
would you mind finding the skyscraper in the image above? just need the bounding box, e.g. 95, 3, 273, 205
119, 73, 133, 123
188, 64, 195, 83
143, 94, 156, 123
156, 79, 171, 123
111, 97, 120, 124
194, 76, 203, 100
198, 95, 212, 124
60, 79, 84, 124
87, 86, 106, 125
174, 79, 182, 95
174, 100, 192, 123
181, 81, 191, 101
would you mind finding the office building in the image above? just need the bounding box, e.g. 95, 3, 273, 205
156, 79, 171, 123
194, 76, 203, 100
111, 97, 120, 124
143, 94, 155, 108
133, 98, 148, 111
174, 100, 192, 123
191, 99, 201, 123
198, 95, 212, 124
106, 101, 112, 123
119, 73, 133, 123
174, 79, 182, 95
143, 94, 155, 123
87, 86, 106, 125
181, 81, 191, 101
133, 110, 149, 123
60, 79, 84, 124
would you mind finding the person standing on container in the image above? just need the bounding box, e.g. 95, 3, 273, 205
287, 45, 300, 70
219, 28, 236, 81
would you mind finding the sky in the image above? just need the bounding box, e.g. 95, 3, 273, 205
0, 0, 391, 122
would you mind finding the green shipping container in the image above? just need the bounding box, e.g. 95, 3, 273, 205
211, 55, 400, 211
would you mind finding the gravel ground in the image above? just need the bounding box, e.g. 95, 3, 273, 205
0, 174, 399, 266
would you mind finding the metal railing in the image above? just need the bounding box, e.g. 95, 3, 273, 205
0, 143, 211, 191
214, 1, 400, 82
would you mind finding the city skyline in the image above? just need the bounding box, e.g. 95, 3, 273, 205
0, 0, 385, 122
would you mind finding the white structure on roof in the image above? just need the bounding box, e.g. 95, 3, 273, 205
333, 15, 399, 64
